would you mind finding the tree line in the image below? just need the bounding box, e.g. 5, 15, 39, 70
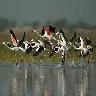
0, 17, 96, 31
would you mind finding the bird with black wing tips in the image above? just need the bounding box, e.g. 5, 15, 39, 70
49, 29, 68, 64
33, 25, 56, 41
85, 37, 93, 51
2, 29, 24, 50
2, 29, 30, 52
10, 29, 18, 46
70, 36, 93, 57
49, 28, 77, 64
32, 40, 45, 56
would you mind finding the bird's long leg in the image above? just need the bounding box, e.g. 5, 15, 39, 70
87, 51, 92, 64
61, 52, 66, 73
61, 51, 65, 65
80, 51, 83, 57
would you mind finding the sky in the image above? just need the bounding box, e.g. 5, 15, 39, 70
0, 0, 96, 24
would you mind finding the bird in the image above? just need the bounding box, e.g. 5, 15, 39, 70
2, 29, 25, 51
32, 25, 56, 40
70, 36, 93, 57
49, 46, 62, 57
10, 29, 18, 47
33, 40, 45, 56
19, 41, 32, 54
41, 25, 56, 40
49, 28, 77, 64
10, 29, 25, 47
85, 37, 93, 51
49, 29, 68, 63
30, 39, 40, 49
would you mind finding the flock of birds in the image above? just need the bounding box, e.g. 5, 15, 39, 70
2, 25, 93, 63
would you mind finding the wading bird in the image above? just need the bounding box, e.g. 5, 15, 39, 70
49, 28, 77, 64
70, 36, 93, 57
33, 40, 45, 56
30, 39, 40, 48
2, 29, 25, 51
33, 25, 56, 41
19, 41, 32, 54
3, 29, 32, 54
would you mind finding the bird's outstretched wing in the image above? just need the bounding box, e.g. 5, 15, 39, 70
49, 25, 56, 33
85, 37, 92, 45
41, 27, 45, 36
18, 32, 25, 46
69, 27, 77, 42
10, 29, 17, 46
69, 29, 77, 42
60, 28, 67, 41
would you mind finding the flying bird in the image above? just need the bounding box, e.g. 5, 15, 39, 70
2, 29, 25, 51
49, 25, 56, 33
33, 25, 56, 40
10, 29, 18, 46
71, 36, 93, 57
49, 28, 77, 64
69, 28, 77, 42
49, 29, 69, 64
10, 29, 25, 47
33, 40, 45, 56
19, 41, 32, 54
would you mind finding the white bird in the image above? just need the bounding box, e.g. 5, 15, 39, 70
49, 29, 68, 63
19, 41, 32, 54
2, 29, 33, 54
49, 40, 68, 58
71, 36, 93, 57
30, 39, 40, 49
33, 40, 45, 56
49, 28, 77, 64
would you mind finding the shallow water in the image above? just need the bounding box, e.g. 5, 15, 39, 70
0, 61, 96, 96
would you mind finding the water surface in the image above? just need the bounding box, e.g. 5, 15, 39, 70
0, 61, 96, 96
